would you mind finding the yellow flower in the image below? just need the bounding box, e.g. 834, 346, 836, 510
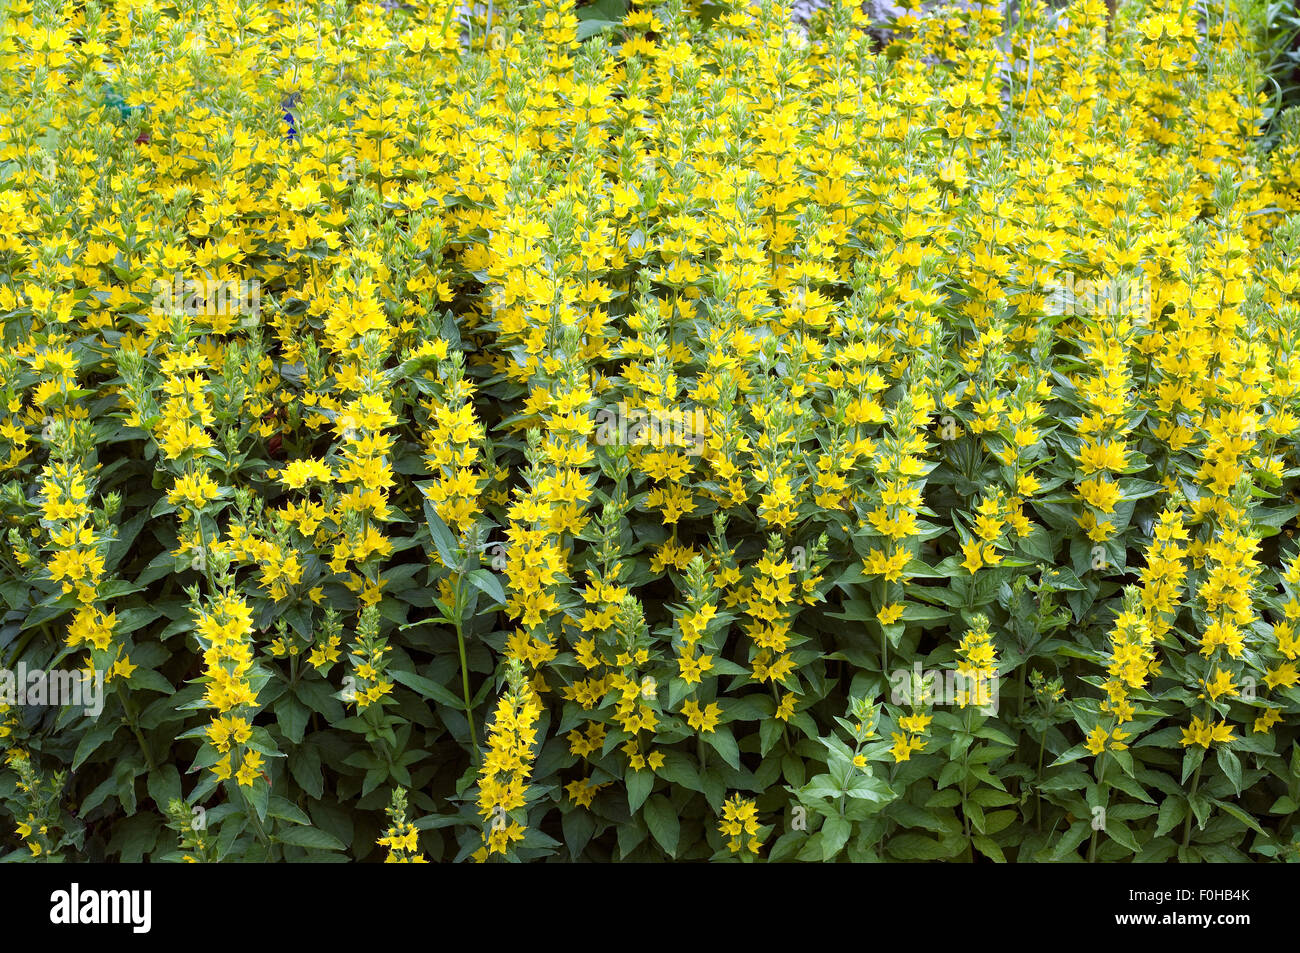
235, 750, 265, 788
877, 602, 905, 625
280, 458, 334, 489
718, 794, 762, 855
774, 693, 797, 722
1253, 708, 1282, 734
898, 713, 932, 734
1202, 668, 1238, 701
1179, 716, 1236, 749
889, 733, 925, 763
565, 777, 606, 808
681, 698, 722, 733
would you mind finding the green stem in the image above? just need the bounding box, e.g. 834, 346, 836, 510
1088, 756, 1108, 863
118, 680, 157, 773
1017, 663, 1028, 720
4, 626, 42, 671
1181, 761, 1203, 851
1035, 732, 1045, 833
456, 616, 476, 760
245, 794, 274, 856
453, 575, 477, 761
961, 705, 973, 849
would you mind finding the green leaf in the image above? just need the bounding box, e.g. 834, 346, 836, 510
703, 727, 741, 771
1050, 820, 1091, 860
927, 789, 962, 808
276, 826, 346, 851
1213, 798, 1266, 835
643, 794, 680, 856
275, 694, 310, 744
655, 750, 703, 792
423, 502, 461, 569
108, 813, 161, 862
577, 0, 626, 20
1154, 795, 1186, 837
1105, 819, 1141, 854
268, 796, 312, 826
1268, 795, 1298, 814
901, 603, 952, 624
73, 719, 120, 772
576, 18, 618, 40
1196, 842, 1247, 862
1018, 527, 1057, 564
821, 815, 852, 860
972, 834, 1005, 862
1050, 743, 1089, 767
561, 809, 595, 858
390, 668, 465, 709
468, 568, 506, 606
147, 765, 181, 812
886, 802, 950, 834
983, 810, 1016, 835
294, 679, 345, 721
842, 772, 896, 803
887, 832, 960, 860
1215, 745, 1242, 796
289, 745, 324, 800
242, 778, 269, 824
626, 766, 653, 813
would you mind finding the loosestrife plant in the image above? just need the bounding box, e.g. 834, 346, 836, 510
0, 0, 1298, 862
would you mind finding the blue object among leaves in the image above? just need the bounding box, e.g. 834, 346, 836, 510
103, 85, 144, 121
282, 92, 300, 141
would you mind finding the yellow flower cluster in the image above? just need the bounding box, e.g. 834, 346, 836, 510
718, 793, 762, 855
193, 593, 264, 787
474, 680, 543, 860
955, 614, 998, 710
378, 788, 427, 863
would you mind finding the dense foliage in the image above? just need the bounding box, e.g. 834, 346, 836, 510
3, 0, 1300, 863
